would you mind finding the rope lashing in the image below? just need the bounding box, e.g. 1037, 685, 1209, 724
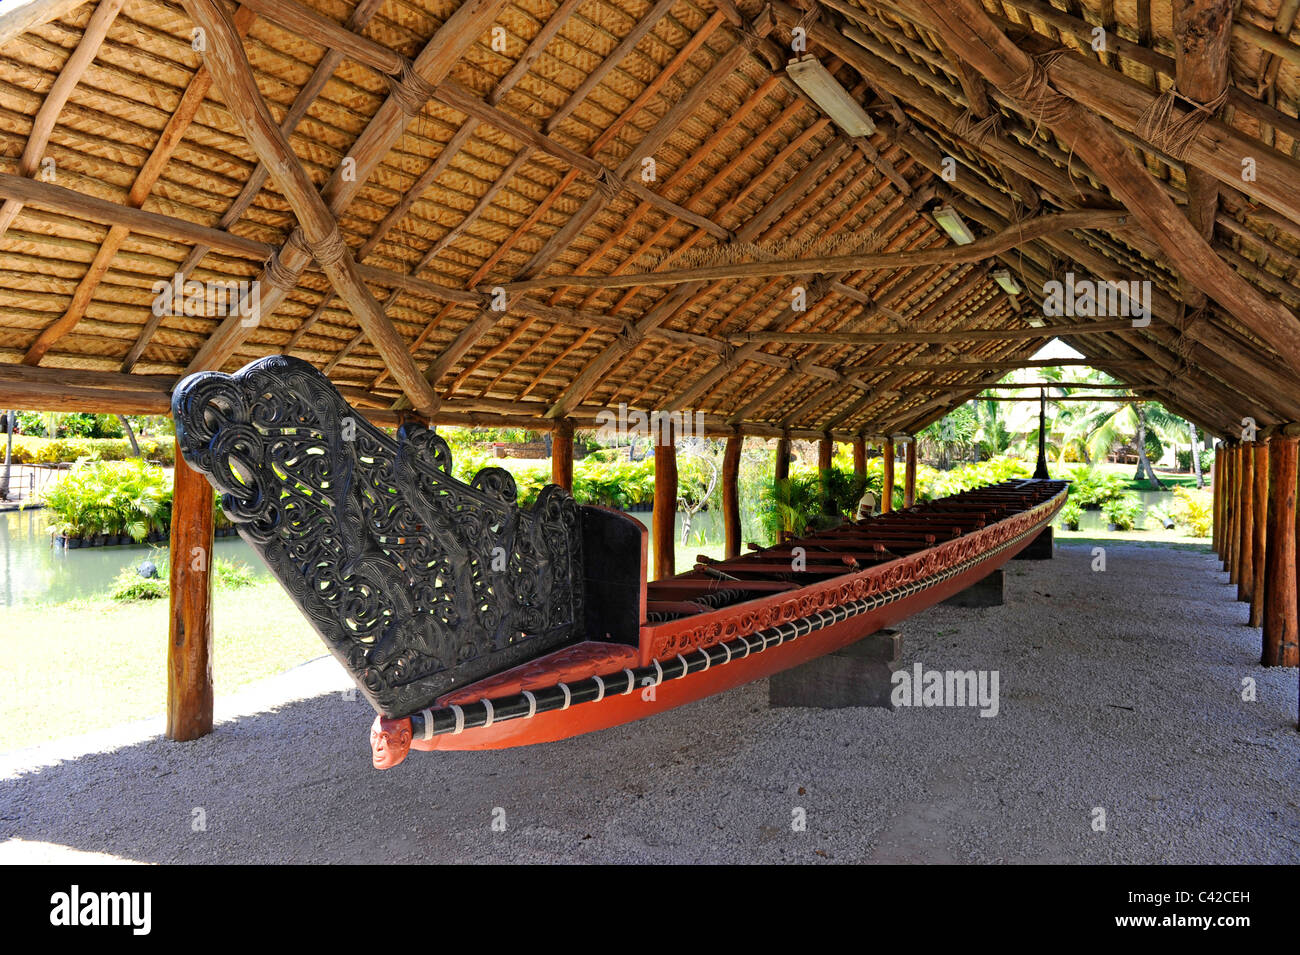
263, 248, 300, 292
1001, 47, 1073, 137
952, 108, 1001, 146
386, 62, 438, 116
307, 230, 349, 269
1135, 87, 1229, 163
592, 167, 622, 201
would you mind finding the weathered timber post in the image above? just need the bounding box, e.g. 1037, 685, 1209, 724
653, 423, 677, 580
1262, 430, 1299, 668
168, 438, 214, 741
1250, 438, 1270, 627
1212, 447, 1222, 556
552, 419, 574, 492
1238, 442, 1256, 600
1226, 443, 1239, 578
881, 437, 895, 514
774, 435, 791, 483
723, 431, 742, 559
853, 434, 866, 481
818, 434, 833, 515
904, 436, 917, 508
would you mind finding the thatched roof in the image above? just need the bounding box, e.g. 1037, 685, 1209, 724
1, 0, 1298, 439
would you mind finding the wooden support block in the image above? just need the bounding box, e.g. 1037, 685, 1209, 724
1014, 525, 1054, 560
943, 568, 1004, 607
167, 439, 214, 741
768, 629, 902, 709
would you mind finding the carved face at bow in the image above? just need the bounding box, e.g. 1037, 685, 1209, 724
370, 715, 413, 769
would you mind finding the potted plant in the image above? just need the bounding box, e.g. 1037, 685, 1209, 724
1059, 499, 1083, 531
1102, 494, 1142, 531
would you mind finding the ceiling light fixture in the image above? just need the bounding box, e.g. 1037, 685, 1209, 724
992, 269, 1022, 295
932, 205, 975, 245
785, 56, 876, 138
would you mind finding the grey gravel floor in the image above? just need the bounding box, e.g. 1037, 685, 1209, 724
1, 541, 1297, 864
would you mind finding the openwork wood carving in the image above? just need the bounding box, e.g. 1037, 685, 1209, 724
172, 355, 584, 717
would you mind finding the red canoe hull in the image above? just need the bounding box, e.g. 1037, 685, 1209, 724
405, 490, 1059, 752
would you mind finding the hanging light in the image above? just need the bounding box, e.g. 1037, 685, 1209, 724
785, 56, 876, 138
992, 269, 1022, 295
932, 205, 975, 245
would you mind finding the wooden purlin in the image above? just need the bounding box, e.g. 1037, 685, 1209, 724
807, 13, 1297, 431
19, 4, 257, 367
662, 160, 927, 414
386, 13, 753, 407
122, 0, 390, 373
180, 0, 442, 416
185, 0, 514, 379
0, 0, 126, 239
543, 134, 855, 419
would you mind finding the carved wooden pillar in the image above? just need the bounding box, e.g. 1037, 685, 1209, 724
653, 424, 677, 581
723, 431, 742, 559
904, 437, 917, 508
1238, 442, 1256, 599
1263, 432, 1299, 668
1250, 439, 1269, 627
551, 419, 573, 492
168, 438, 214, 741
774, 435, 790, 483
852, 434, 866, 480
881, 437, 895, 514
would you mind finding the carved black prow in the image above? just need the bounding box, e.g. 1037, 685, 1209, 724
172, 355, 631, 718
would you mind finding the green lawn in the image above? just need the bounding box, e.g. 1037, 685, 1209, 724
0, 581, 324, 751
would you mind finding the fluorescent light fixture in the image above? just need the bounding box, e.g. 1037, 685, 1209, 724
785, 56, 876, 138
932, 205, 975, 245
992, 269, 1022, 295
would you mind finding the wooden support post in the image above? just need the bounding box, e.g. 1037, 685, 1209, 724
774, 436, 791, 483
818, 435, 834, 515
653, 425, 677, 581
551, 420, 573, 492
904, 438, 918, 508
1238, 443, 1256, 600
1226, 444, 1239, 577
1262, 432, 1299, 668
723, 432, 742, 559
1251, 439, 1270, 627
853, 434, 866, 480
1212, 448, 1222, 556
167, 439, 214, 741
881, 437, 895, 514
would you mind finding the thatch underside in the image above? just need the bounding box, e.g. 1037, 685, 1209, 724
0, 0, 1299, 438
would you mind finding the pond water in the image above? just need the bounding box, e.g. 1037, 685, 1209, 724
0, 488, 1176, 607
0, 508, 269, 608
1057, 489, 1172, 532
0, 505, 748, 607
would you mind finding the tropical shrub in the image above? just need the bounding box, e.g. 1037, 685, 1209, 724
1059, 499, 1083, 531
110, 555, 258, 601
1067, 466, 1128, 508
9, 435, 175, 465
1101, 493, 1143, 531
1171, 487, 1212, 537
42, 458, 171, 541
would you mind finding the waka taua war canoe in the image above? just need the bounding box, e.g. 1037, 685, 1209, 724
172, 356, 1068, 769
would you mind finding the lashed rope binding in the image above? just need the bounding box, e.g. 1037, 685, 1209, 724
386, 62, 438, 116
1001, 47, 1072, 136
1135, 87, 1229, 162
953, 108, 1001, 146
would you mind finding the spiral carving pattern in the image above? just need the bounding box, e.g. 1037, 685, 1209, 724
172, 355, 584, 718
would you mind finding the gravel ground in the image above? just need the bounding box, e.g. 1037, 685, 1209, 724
1, 541, 1297, 864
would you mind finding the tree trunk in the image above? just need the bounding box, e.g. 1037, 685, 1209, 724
1189, 421, 1203, 487
118, 413, 140, 457
1133, 405, 1165, 489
